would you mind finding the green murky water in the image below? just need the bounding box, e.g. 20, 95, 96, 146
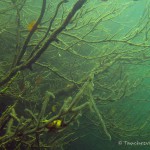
0, 0, 150, 150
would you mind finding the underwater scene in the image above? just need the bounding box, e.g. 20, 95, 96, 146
1, 0, 150, 149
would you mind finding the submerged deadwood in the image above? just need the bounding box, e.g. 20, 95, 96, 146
0, 0, 87, 87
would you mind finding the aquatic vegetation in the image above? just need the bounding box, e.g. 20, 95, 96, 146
1, 0, 150, 149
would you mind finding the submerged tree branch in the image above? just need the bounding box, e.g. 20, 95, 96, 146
0, 0, 87, 87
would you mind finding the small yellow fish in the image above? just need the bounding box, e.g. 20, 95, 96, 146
42, 119, 67, 132
52, 120, 62, 128
27, 20, 37, 31
46, 119, 62, 129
